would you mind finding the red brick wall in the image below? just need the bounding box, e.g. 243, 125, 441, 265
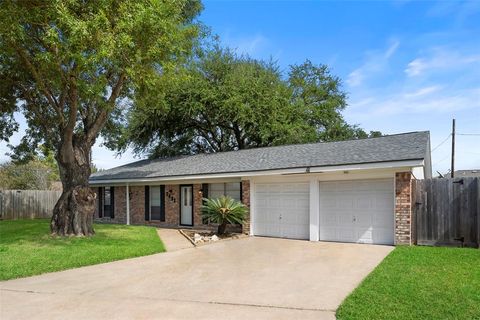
114, 186, 127, 224
395, 172, 413, 245
164, 184, 179, 226
130, 186, 145, 224
241, 180, 251, 235
93, 186, 126, 224
193, 184, 203, 226
93, 183, 240, 229
130, 185, 179, 227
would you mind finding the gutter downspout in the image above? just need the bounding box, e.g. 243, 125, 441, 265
126, 183, 130, 225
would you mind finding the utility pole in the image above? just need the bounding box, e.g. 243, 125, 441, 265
451, 118, 455, 178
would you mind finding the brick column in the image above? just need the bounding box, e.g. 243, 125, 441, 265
395, 172, 413, 245
114, 186, 127, 224
130, 186, 145, 224
241, 180, 251, 235
193, 184, 203, 226
165, 185, 179, 225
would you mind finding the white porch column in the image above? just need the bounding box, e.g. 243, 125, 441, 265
249, 180, 255, 236
126, 183, 130, 225
309, 178, 319, 241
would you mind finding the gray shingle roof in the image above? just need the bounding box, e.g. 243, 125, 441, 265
90, 131, 430, 181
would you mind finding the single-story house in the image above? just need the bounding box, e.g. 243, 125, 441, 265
89, 131, 431, 245
453, 169, 480, 178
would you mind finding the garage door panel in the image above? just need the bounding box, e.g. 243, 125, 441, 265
371, 229, 394, 245
320, 179, 394, 245
254, 182, 309, 239
355, 214, 373, 227
337, 228, 357, 242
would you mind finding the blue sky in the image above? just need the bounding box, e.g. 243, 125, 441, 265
1, 0, 479, 174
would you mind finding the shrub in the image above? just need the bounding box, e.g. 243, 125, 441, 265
201, 196, 248, 235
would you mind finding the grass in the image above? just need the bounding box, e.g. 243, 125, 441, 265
337, 246, 480, 320
0, 219, 165, 280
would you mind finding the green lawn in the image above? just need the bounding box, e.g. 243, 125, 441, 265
0, 219, 165, 280
337, 246, 480, 320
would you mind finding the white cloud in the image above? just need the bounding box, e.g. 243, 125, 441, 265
405, 48, 480, 77
223, 33, 268, 56
404, 85, 442, 98
350, 87, 480, 116
384, 40, 400, 59
346, 86, 480, 174
347, 39, 400, 87
346, 69, 364, 87
405, 58, 427, 77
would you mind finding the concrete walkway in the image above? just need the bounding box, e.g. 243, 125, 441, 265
157, 228, 194, 251
0, 237, 393, 319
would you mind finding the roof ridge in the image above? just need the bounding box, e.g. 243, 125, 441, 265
174, 130, 430, 158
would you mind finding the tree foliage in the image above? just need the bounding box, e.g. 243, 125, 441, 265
113, 46, 381, 158
0, 0, 202, 235
0, 160, 51, 190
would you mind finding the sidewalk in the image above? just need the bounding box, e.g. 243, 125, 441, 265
157, 228, 194, 251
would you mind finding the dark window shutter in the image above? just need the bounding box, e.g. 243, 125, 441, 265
240, 182, 243, 202
98, 187, 103, 218
145, 186, 150, 221
202, 184, 209, 202
202, 184, 209, 224
160, 185, 165, 222
110, 187, 115, 219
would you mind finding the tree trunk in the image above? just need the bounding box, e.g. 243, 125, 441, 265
50, 142, 96, 236
217, 222, 227, 235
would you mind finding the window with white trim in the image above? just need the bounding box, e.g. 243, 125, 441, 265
208, 182, 241, 201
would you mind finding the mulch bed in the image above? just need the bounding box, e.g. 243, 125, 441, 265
180, 229, 246, 246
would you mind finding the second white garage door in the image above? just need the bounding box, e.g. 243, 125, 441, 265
319, 179, 394, 245
254, 182, 310, 240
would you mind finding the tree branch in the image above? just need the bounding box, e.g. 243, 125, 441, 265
59, 74, 79, 164
13, 44, 65, 125
86, 73, 126, 144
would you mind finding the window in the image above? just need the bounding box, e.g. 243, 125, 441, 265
99, 187, 114, 218
145, 185, 165, 221
150, 186, 163, 221
208, 183, 241, 201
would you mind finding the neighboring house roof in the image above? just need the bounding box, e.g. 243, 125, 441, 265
90, 131, 430, 182
454, 169, 480, 178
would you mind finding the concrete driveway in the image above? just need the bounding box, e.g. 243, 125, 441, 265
0, 237, 393, 319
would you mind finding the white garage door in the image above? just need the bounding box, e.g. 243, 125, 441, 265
319, 179, 394, 245
254, 182, 310, 239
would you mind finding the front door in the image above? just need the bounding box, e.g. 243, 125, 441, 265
180, 185, 193, 226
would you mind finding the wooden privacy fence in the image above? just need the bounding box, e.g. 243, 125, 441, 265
0, 190, 62, 220
414, 177, 480, 248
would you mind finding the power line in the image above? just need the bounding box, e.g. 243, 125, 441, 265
431, 134, 451, 152
432, 155, 450, 167
457, 133, 480, 136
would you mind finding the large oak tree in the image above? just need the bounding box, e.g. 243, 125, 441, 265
111, 46, 380, 158
0, 0, 202, 236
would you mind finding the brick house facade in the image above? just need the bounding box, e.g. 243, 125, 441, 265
90, 130, 429, 246
94, 173, 415, 244
94, 180, 251, 233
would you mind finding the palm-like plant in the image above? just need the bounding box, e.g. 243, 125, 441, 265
201, 196, 248, 235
